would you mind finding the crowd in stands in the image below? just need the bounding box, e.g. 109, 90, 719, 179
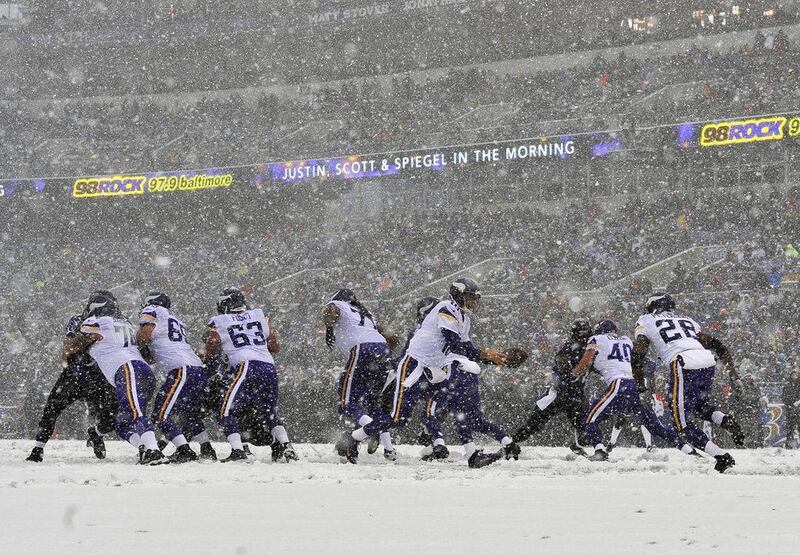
2, 19, 799, 178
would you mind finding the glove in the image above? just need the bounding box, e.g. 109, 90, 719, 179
504, 347, 529, 368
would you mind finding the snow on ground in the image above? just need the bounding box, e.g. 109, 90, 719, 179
2, 440, 799, 554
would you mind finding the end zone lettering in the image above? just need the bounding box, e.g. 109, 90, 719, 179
700, 117, 786, 147
72, 175, 146, 198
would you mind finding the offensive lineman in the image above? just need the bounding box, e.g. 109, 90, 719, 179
573, 320, 696, 461
205, 288, 298, 462
324, 289, 397, 462
26, 308, 117, 462
632, 293, 744, 472
65, 292, 164, 464
510, 319, 593, 455
137, 292, 215, 462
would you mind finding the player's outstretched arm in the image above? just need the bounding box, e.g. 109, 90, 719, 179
440, 328, 507, 366
62, 333, 99, 360
698, 332, 740, 385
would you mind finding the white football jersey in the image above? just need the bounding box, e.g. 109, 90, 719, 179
635, 312, 708, 365
328, 300, 386, 358
139, 305, 203, 373
81, 316, 144, 384
406, 299, 470, 369
586, 333, 634, 385
208, 308, 274, 367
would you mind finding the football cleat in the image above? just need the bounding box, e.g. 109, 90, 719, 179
714, 453, 735, 473
503, 442, 521, 460
422, 444, 450, 461
720, 415, 745, 447
468, 449, 501, 468
157, 438, 169, 451
606, 443, 616, 453
168, 444, 198, 463
86, 427, 106, 459
588, 449, 609, 462
335, 433, 359, 464
242, 444, 253, 457
26, 447, 44, 463
220, 449, 248, 463
138, 445, 145, 464
140, 449, 165, 465
367, 436, 380, 454
569, 442, 587, 456
383, 449, 397, 461
199, 442, 217, 461
270, 440, 285, 462
282, 443, 299, 462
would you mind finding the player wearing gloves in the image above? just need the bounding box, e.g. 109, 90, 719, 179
26, 303, 117, 463
384, 278, 518, 468
510, 319, 593, 455
573, 320, 696, 462
632, 293, 744, 472
205, 288, 298, 463
137, 292, 214, 463
324, 289, 397, 463
62, 291, 164, 464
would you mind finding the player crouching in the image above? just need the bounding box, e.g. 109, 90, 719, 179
64, 292, 164, 464
205, 288, 298, 463
573, 320, 696, 462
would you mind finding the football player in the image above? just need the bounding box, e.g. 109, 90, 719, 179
26, 306, 117, 463
205, 288, 297, 462
632, 293, 744, 473
63, 291, 163, 464
572, 320, 695, 461
137, 292, 214, 463
324, 289, 396, 463
386, 278, 512, 468
510, 319, 593, 455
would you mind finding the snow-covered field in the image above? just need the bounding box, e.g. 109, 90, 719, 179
2, 440, 799, 554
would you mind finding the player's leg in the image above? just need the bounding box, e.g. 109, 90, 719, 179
669, 363, 734, 472
447, 368, 506, 467
584, 379, 624, 460
260, 362, 298, 462
26, 370, 83, 461
511, 388, 559, 443
420, 383, 450, 460
219, 361, 253, 461
84, 371, 117, 459
608, 413, 627, 452
631, 390, 692, 454
124, 361, 160, 462
640, 425, 653, 450
566, 394, 591, 454
152, 368, 191, 447
337, 345, 367, 423
692, 366, 745, 446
